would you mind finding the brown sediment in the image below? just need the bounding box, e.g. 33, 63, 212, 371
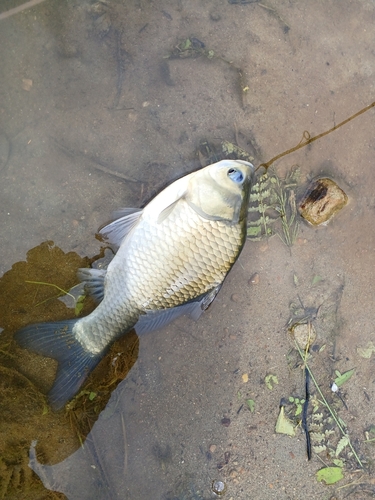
0, 241, 138, 499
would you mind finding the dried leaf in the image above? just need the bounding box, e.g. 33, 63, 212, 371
275, 406, 295, 436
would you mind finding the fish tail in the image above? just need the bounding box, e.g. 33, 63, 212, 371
14, 320, 104, 411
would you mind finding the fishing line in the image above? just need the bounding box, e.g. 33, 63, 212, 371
257, 100, 375, 172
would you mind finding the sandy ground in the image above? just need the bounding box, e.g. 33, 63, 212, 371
1, 0, 375, 499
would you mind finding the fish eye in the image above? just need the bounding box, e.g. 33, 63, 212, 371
227, 167, 244, 184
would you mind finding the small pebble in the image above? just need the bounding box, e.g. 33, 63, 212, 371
248, 272, 259, 285
221, 417, 231, 427
231, 293, 240, 302
212, 480, 226, 495
242, 373, 248, 383
210, 12, 221, 22
290, 322, 316, 350
209, 444, 217, 453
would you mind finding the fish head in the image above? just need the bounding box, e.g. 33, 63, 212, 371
186, 159, 254, 224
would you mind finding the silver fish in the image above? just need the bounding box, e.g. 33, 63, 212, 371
15, 159, 254, 410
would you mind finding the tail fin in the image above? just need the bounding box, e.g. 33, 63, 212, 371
14, 320, 105, 411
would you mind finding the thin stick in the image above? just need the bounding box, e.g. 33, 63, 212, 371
0, 0, 48, 21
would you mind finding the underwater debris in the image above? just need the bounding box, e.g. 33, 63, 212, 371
167, 38, 250, 108
247, 166, 300, 244
247, 171, 277, 240
271, 167, 300, 246
168, 37, 214, 60
298, 177, 348, 226
289, 322, 317, 351
275, 406, 295, 436
316, 466, 343, 485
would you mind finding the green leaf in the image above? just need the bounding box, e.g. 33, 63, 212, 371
311, 275, 323, 285
89, 391, 97, 401
275, 406, 295, 436
295, 404, 303, 416
334, 368, 355, 388
247, 226, 262, 237
316, 467, 343, 485
246, 399, 255, 412
180, 38, 192, 50
265, 374, 278, 390
75, 295, 85, 316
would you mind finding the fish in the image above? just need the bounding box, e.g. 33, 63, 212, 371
15, 159, 254, 410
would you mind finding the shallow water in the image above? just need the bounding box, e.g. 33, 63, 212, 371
1, 1, 375, 499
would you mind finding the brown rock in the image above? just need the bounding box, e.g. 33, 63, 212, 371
299, 177, 348, 226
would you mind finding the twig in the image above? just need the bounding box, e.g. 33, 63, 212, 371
0, 0, 48, 21
50, 136, 140, 183
302, 367, 311, 459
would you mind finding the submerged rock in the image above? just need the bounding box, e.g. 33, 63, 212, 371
298, 177, 348, 226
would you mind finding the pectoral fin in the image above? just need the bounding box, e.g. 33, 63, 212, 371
99, 208, 143, 250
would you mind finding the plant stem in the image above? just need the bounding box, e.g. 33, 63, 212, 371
25, 280, 75, 302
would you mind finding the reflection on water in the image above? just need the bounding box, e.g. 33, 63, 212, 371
2, 0, 375, 499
